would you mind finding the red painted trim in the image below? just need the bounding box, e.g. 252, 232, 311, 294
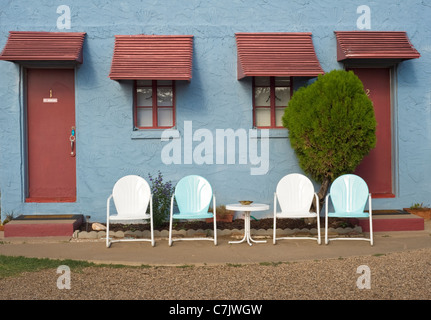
0, 31, 86, 63
109, 35, 193, 81
334, 31, 420, 61
236, 32, 324, 79
25, 197, 76, 203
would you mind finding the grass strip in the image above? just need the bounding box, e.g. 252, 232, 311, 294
0, 255, 136, 279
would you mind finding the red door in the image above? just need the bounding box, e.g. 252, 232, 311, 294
26, 69, 76, 202
350, 68, 394, 198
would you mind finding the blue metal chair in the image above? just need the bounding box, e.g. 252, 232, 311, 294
325, 174, 373, 245
169, 175, 217, 246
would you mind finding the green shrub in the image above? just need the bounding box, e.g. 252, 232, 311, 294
282, 69, 376, 200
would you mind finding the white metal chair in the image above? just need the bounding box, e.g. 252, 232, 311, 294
169, 175, 217, 246
106, 175, 154, 248
273, 173, 321, 244
325, 174, 373, 246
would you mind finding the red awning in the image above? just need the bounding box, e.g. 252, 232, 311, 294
0, 31, 86, 63
335, 31, 421, 62
235, 32, 324, 79
109, 35, 194, 81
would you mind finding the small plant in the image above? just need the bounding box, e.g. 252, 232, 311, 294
147, 171, 174, 228
410, 202, 429, 209
1, 212, 14, 226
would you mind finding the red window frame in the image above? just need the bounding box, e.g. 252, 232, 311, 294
253, 77, 293, 129
134, 80, 176, 129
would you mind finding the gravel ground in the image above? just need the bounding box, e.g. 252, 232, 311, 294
1, 248, 430, 300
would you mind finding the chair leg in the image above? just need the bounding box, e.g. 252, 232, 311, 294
369, 215, 374, 246
106, 219, 111, 248
213, 218, 217, 246
150, 218, 155, 247
317, 215, 321, 245
168, 213, 173, 246
324, 213, 328, 245
273, 215, 277, 244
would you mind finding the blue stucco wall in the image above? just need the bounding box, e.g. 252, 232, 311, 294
0, 0, 430, 222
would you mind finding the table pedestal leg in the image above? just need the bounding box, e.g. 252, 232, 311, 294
229, 212, 267, 246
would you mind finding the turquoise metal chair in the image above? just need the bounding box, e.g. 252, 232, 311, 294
325, 174, 373, 245
169, 175, 217, 246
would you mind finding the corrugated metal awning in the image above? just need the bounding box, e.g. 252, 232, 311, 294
0, 31, 86, 63
335, 31, 421, 61
235, 32, 324, 79
109, 35, 193, 81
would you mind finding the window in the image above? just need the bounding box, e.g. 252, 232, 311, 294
253, 77, 292, 128
134, 80, 175, 129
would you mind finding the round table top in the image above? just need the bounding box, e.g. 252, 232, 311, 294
226, 203, 269, 212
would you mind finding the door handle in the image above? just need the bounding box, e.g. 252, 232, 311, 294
70, 126, 76, 157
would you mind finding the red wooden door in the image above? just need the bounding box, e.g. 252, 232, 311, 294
26, 69, 76, 202
350, 68, 394, 197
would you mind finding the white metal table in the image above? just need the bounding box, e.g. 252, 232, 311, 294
226, 203, 270, 246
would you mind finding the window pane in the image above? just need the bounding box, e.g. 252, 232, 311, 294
275, 87, 290, 107
137, 108, 153, 127
275, 108, 285, 127
275, 77, 290, 86
255, 77, 270, 86
255, 108, 271, 127
157, 87, 173, 106
158, 108, 173, 127
254, 87, 271, 106
137, 88, 153, 106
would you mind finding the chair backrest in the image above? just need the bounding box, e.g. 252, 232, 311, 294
175, 175, 213, 215
276, 173, 315, 213
112, 175, 151, 218
330, 174, 369, 214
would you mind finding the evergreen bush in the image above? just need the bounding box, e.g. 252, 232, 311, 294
282, 69, 376, 202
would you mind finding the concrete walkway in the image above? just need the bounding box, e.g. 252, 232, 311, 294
0, 220, 430, 266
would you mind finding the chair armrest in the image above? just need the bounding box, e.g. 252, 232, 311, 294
325, 193, 330, 215
213, 194, 216, 218
170, 193, 175, 214
149, 194, 153, 215
106, 194, 113, 219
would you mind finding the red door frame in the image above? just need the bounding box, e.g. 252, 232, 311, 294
25, 68, 76, 202
349, 67, 395, 198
